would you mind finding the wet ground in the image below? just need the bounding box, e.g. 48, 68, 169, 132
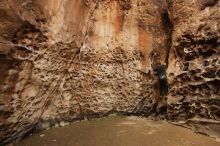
15, 116, 219, 146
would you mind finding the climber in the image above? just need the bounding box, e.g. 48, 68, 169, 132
154, 64, 168, 96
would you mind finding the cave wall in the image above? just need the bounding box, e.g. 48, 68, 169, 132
0, 0, 219, 144
167, 0, 220, 138
0, 0, 170, 144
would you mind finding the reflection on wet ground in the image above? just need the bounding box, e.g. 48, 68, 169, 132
15, 116, 220, 146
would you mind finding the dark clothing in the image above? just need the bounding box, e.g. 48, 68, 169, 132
154, 65, 169, 96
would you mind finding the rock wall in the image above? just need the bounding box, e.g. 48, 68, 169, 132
167, 0, 220, 139
0, 0, 170, 144
0, 0, 219, 144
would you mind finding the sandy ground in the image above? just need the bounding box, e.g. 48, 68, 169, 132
15, 116, 220, 146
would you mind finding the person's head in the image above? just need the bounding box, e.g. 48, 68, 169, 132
154, 64, 166, 77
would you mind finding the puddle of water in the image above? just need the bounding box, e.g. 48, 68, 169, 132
15, 116, 220, 146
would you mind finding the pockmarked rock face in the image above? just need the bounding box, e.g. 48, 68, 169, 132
167, 0, 220, 139
0, 0, 171, 144
0, 0, 219, 144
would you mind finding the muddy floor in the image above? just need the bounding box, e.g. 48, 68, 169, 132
15, 116, 219, 146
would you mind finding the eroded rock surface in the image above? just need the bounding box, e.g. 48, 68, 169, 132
0, 0, 219, 145
0, 0, 170, 144
167, 0, 220, 139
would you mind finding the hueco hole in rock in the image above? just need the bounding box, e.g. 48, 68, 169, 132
0, 0, 219, 146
